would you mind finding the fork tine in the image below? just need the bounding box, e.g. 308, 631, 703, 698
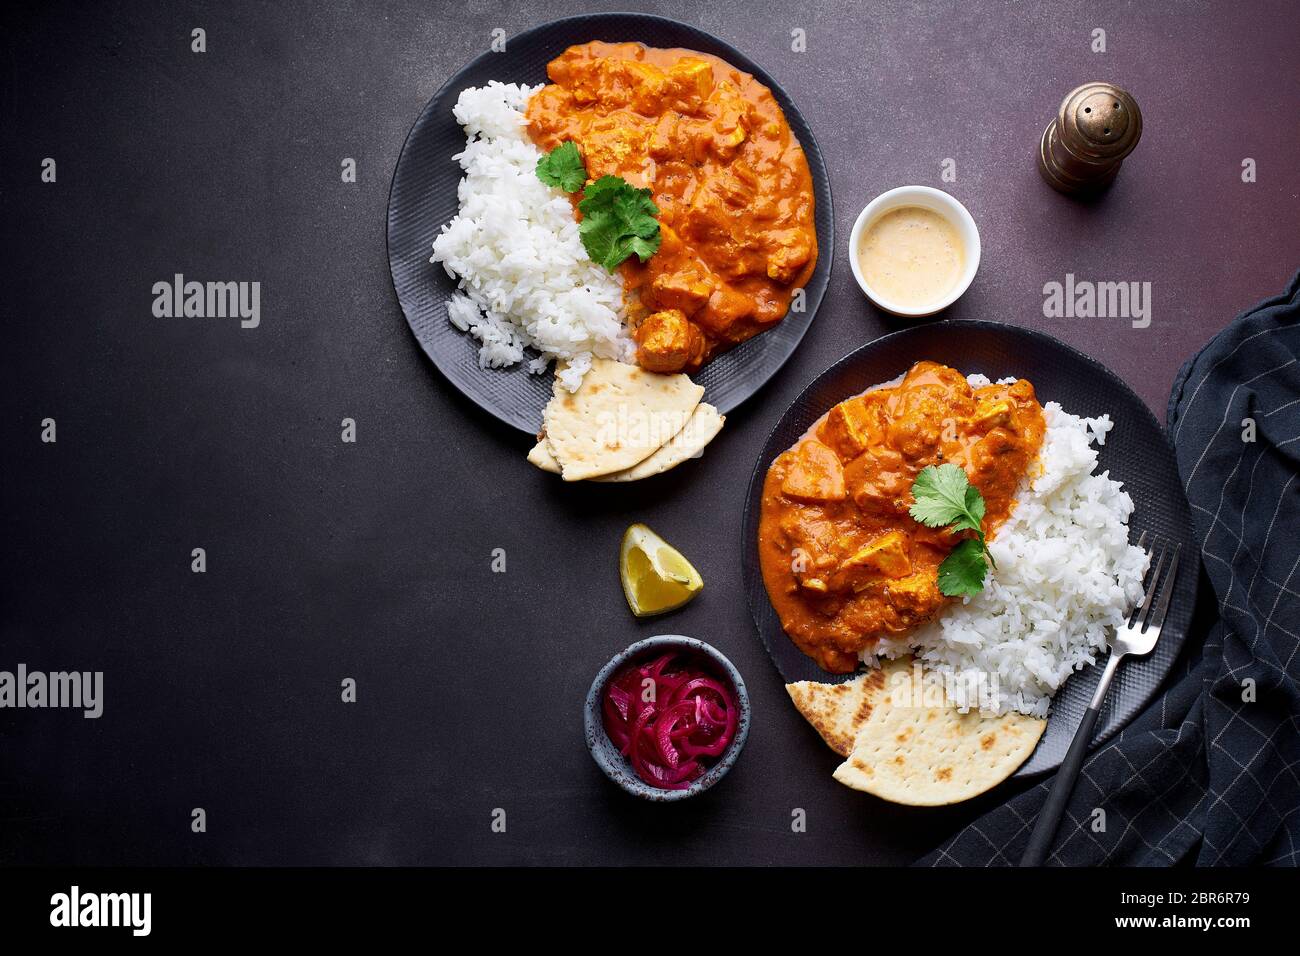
1130, 538, 1168, 628
1144, 545, 1181, 633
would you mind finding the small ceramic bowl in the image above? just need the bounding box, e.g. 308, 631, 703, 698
848, 185, 981, 317
584, 635, 750, 802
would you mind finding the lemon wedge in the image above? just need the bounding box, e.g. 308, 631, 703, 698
619, 524, 703, 617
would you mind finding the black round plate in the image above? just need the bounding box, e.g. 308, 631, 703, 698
387, 13, 834, 434
741, 322, 1198, 776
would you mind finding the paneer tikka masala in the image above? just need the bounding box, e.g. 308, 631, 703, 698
526, 41, 818, 374
758, 362, 1047, 672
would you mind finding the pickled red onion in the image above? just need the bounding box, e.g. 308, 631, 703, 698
601, 650, 738, 790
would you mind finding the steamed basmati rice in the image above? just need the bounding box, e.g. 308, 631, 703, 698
865, 379, 1150, 718
431, 82, 633, 391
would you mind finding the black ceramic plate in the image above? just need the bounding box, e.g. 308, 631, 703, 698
387, 13, 833, 434
742, 322, 1198, 776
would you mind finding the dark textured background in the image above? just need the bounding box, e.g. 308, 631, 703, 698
2, 0, 1297, 865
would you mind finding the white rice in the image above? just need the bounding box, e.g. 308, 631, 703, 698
864, 378, 1150, 718
430, 82, 633, 391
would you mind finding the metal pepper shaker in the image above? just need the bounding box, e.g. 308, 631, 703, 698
1038, 82, 1143, 194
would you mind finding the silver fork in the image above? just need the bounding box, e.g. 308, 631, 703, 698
1019, 533, 1181, 866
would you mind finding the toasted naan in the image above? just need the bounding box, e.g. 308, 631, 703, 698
831, 662, 1046, 806
543, 359, 703, 481
527, 439, 563, 474
529, 403, 723, 482
785, 657, 910, 756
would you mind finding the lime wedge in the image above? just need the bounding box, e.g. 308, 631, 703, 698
619, 524, 703, 617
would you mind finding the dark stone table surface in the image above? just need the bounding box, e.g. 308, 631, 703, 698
3, 0, 1297, 864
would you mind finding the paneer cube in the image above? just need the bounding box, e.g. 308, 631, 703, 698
698, 286, 754, 335
884, 387, 946, 460
764, 229, 813, 283
837, 531, 912, 591
971, 399, 1011, 431
652, 270, 712, 315
629, 70, 669, 116
682, 185, 730, 244
848, 460, 910, 512
634, 309, 705, 373
666, 58, 714, 107
709, 99, 749, 160
780, 440, 846, 503
817, 396, 875, 460
648, 113, 680, 160
711, 125, 747, 159
882, 570, 943, 621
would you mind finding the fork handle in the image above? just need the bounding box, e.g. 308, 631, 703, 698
1020, 653, 1121, 866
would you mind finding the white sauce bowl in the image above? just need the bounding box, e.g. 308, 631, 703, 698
848, 185, 981, 318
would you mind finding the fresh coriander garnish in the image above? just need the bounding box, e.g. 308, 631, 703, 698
909, 463, 996, 597
576, 175, 661, 270
936, 539, 990, 597
535, 141, 587, 192
534, 144, 661, 271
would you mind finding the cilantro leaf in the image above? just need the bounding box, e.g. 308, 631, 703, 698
909, 463, 996, 595
937, 538, 989, 597
577, 175, 661, 270
959, 483, 986, 532
536, 141, 587, 192
908, 463, 976, 528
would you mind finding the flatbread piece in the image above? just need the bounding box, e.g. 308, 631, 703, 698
529, 403, 723, 482
785, 657, 909, 756
831, 662, 1046, 806
543, 359, 703, 481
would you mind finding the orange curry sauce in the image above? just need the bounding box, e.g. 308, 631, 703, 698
526, 41, 818, 373
758, 362, 1047, 673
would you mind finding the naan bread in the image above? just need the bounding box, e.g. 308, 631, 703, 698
529, 403, 724, 482
785, 657, 909, 756
527, 439, 562, 474
831, 662, 1046, 806
602, 403, 723, 481
543, 359, 704, 481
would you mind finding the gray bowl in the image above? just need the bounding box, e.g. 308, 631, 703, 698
584, 635, 751, 802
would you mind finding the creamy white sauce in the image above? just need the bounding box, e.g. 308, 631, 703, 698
858, 206, 964, 309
